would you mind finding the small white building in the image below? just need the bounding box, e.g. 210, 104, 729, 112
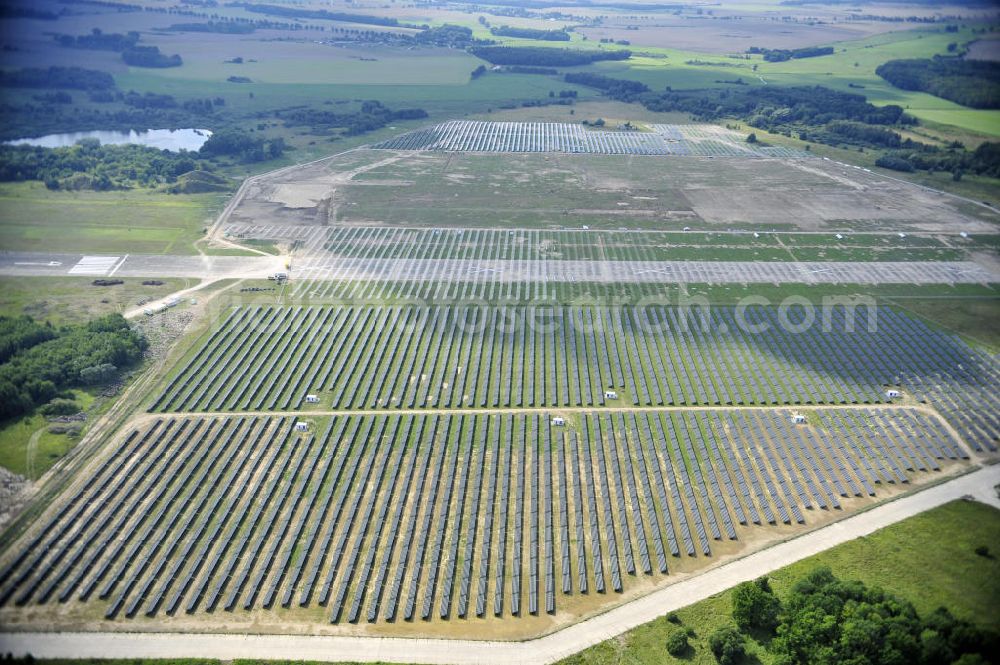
305, 394, 320, 403
886, 389, 901, 399
551, 417, 566, 426
294, 422, 309, 432
791, 413, 807, 424
604, 390, 619, 400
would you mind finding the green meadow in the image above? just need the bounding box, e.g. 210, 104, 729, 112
0, 182, 226, 255
560, 499, 1000, 665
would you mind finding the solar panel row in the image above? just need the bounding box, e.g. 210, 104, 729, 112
0, 409, 972, 622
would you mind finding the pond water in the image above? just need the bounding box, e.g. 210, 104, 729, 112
5, 128, 212, 152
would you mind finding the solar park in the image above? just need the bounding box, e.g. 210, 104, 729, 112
372, 121, 810, 158
0, 409, 972, 625
0, 120, 997, 639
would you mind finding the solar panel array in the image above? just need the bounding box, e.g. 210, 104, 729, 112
151, 305, 999, 452
0, 408, 963, 622
371, 121, 811, 158
219, 224, 992, 299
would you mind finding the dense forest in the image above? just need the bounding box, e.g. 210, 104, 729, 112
414, 24, 486, 48
663, 568, 998, 665
570, 78, 909, 128
274, 100, 428, 136
564, 72, 650, 97
0, 141, 215, 190
0, 314, 147, 419
876, 140, 1000, 177
55, 29, 184, 68
771, 568, 995, 664
0, 123, 299, 189
876, 56, 1000, 109
0, 316, 56, 365
470, 46, 631, 66
121, 45, 183, 68
489, 26, 571, 41
54, 28, 140, 51
198, 128, 285, 162
0, 66, 114, 91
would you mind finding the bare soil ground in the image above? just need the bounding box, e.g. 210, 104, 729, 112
227, 148, 999, 234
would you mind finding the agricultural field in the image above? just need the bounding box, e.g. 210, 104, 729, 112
0, 408, 972, 635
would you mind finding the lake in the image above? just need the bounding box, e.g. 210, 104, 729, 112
5, 128, 212, 152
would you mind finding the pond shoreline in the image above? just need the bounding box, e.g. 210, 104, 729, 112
5, 128, 212, 152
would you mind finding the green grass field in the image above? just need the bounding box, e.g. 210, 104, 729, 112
0, 182, 227, 255
0, 276, 199, 325
560, 499, 1000, 665
0, 389, 95, 480
886, 296, 1000, 351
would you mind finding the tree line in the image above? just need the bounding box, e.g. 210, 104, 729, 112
0, 314, 147, 420
565, 73, 1000, 177
657, 567, 998, 665
876, 57, 1000, 109
165, 21, 256, 35
569, 78, 909, 128
274, 100, 428, 137
877, 141, 1000, 178
470, 46, 631, 67
747, 45, 835, 62
0, 125, 292, 190
0, 66, 115, 91
489, 26, 571, 41
198, 128, 286, 163
0, 141, 214, 191
564, 72, 650, 97
55, 29, 183, 68
234, 2, 400, 27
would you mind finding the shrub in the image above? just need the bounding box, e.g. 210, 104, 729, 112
666, 629, 690, 657
708, 626, 746, 665
38, 398, 80, 416
731, 578, 781, 633
875, 154, 915, 172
